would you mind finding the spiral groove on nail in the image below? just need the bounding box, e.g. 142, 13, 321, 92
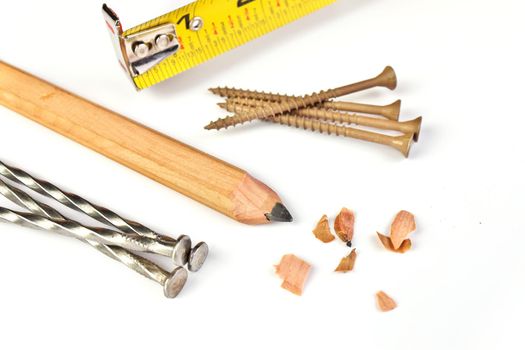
0, 180, 186, 297
0, 203, 170, 252
0, 160, 208, 270
0, 160, 163, 240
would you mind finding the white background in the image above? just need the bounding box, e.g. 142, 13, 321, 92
1, 0, 524, 349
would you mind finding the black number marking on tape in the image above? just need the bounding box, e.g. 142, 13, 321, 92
177, 14, 191, 29
237, 0, 256, 7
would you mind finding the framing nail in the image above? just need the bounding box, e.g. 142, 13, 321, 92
0, 160, 207, 269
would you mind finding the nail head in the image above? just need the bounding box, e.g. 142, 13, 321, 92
163, 267, 188, 298
188, 242, 209, 272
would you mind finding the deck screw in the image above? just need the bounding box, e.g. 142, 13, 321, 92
218, 102, 421, 141
265, 114, 413, 157
206, 66, 397, 129
222, 97, 402, 121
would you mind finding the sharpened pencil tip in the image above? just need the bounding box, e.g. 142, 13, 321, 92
265, 202, 293, 223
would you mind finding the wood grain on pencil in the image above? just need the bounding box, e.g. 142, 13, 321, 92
0, 61, 292, 224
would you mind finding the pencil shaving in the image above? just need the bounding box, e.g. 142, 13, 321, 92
312, 214, 335, 243
377, 232, 412, 253
275, 254, 311, 296
390, 210, 416, 249
376, 291, 397, 312
335, 248, 357, 272
334, 207, 355, 245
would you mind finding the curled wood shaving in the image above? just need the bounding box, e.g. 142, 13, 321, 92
312, 214, 335, 243
334, 248, 357, 272
376, 291, 397, 312
334, 207, 355, 245
390, 210, 416, 249
377, 232, 412, 253
275, 254, 312, 296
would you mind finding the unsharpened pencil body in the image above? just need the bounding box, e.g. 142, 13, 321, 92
0, 61, 292, 225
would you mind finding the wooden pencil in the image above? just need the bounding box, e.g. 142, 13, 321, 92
0, 61, 292, 225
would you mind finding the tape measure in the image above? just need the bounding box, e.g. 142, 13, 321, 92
102, 0, 337, 90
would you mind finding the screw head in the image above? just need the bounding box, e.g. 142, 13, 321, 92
190, 17, 203, 31
163, 267, 188, 298
171, 235, 191, 266
188, 242, 209, 272
132, 41, 150, 58
155, 34, 171, 50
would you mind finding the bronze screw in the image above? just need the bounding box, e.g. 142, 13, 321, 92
320, 100, 401, 121
216, 101, 421, 141
205, 66, 397, 130
294, 109, 421, 142
266, 114, 413, 157
221, 97, 402, 121
210, 87, 290, 101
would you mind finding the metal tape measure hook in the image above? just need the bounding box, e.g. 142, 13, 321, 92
102, 4, 180, 85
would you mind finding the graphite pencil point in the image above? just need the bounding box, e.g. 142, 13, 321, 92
266, 202, 293, 223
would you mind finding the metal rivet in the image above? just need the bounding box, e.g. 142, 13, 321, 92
190, 17, 204, 31
155, 34, 171, 50
132, 42, 150, 58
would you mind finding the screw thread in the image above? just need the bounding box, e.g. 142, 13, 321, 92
209, 87, 290, 101
206, 89, 338, 130
268, 114, 355, 137
266, 114, 412, 157
216, 99, 414, 135
294, 108, 420, 136
223, 97, 401, 121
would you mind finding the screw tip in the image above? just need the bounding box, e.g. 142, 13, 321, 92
265, 202, 293, 223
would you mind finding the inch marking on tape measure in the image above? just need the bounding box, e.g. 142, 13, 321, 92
102, 0, 337, 90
